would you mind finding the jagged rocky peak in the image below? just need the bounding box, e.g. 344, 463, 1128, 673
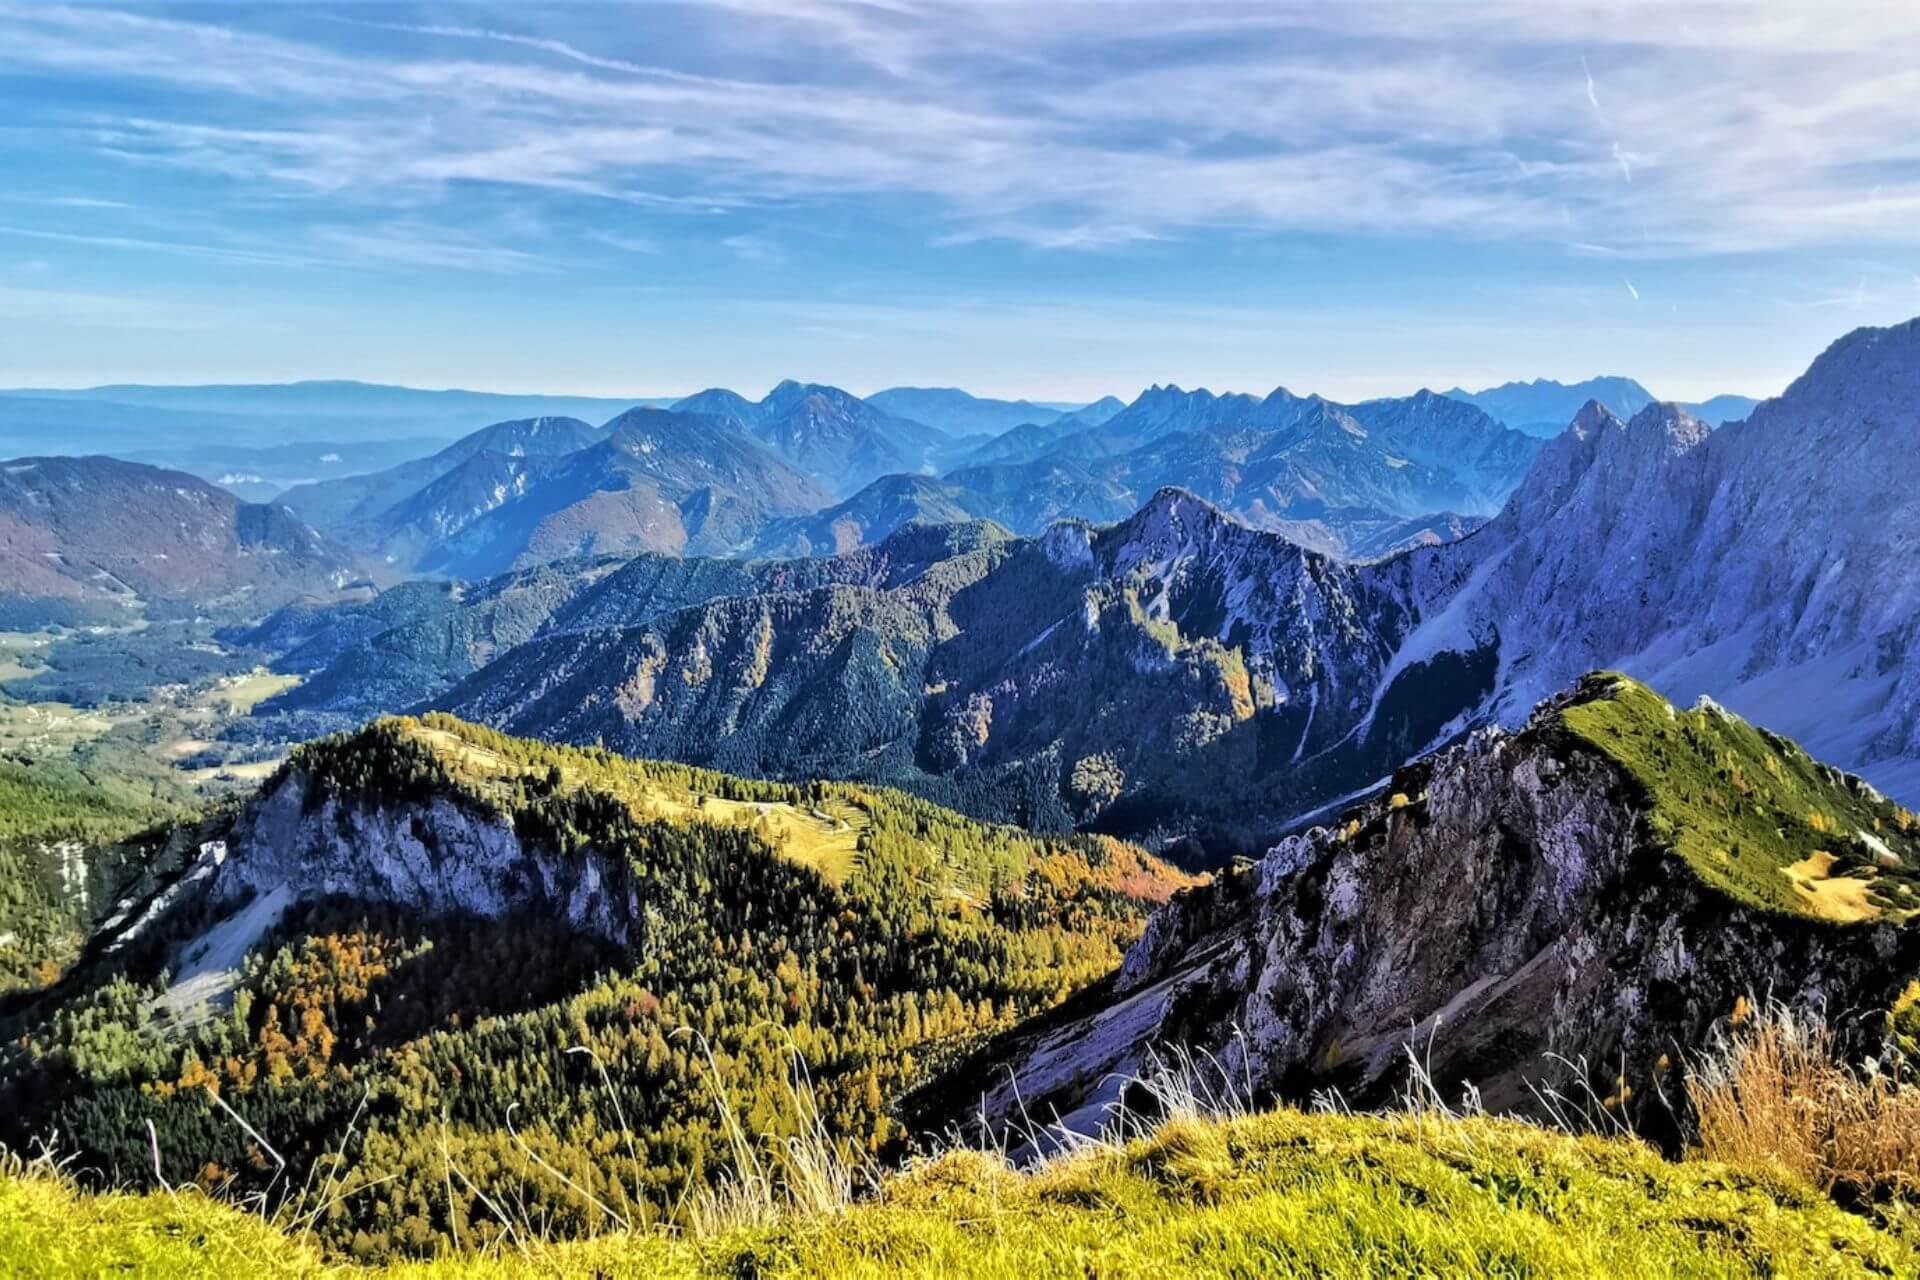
1554, 396, 1708, 453
959, 674, 1920, 1143
1498, 397, 1704, 526
1098, 487, 1248, 564
1565, 397, 1620, 438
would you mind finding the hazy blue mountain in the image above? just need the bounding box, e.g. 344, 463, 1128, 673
1447, 378, 1760, 436
939, 386, 1538, 558
670, 387, 761, 423
672, 381, 955, 495
865, 387, 1074, 435
6, 379, 665, 431
1049, 395, 1127, 428
961, 421, 1073, 467
961, 395, 1129, 466
1678, 394, 1761, 425
414, 408, 829, 577
750, 473, 994, 558
277, 417, 602, 543
1445, 376, 1659, 436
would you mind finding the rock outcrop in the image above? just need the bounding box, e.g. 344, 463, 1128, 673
945, 677, 1920, 1146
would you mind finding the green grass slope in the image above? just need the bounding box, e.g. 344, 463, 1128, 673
5, 1108, 1914, 1278
1557, 673, 1920, 920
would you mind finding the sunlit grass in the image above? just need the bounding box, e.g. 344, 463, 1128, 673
1557, 672, 1920, 919
7, 1102, 1915, 1278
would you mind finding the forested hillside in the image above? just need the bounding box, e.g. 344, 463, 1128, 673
0, 715, 1191, 1259
0, 759, 183, 996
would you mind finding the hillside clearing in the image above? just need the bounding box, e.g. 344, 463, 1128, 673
409, 720, 868, 882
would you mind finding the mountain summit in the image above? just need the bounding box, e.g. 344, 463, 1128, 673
672, 382, 953, 494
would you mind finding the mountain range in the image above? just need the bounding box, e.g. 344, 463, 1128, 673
797, 385, 1540, 561
11, 372, 1758, 590
670, 381, 963, 495
864, 386, 1086, 436
267, 409, 830, 574
244, 378, 1548, 577
225, 316, 1920, 854
1446, 376, 1760, 436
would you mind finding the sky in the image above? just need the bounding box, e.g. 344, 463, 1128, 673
3, 1, 1920, 404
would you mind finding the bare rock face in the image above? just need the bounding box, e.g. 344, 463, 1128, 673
951, 683, 1920, 1144
214, 768, 642, 946
97, 755, 647, 999
1416, 318, 1920, 802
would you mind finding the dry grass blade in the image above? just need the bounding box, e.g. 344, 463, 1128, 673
1689, 999, 1920, 1201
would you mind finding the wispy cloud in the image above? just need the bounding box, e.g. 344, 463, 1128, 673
723, 233, 784, 266
2, 1, 1920, 263
38, 196, 131, 209
0, 224, 335, 270
305, 223, 554, 274
589, 230, 662, 255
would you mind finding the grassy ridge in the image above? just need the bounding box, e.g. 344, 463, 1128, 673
299, 712, 1195, 904
1557, 673, 1920, 920
5, 1107, 1914, 1278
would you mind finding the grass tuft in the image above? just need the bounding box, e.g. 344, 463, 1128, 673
1689, 1000, 1920, 1207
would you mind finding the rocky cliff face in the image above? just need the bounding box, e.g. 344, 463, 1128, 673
1417, 318, 1920, 803
212, 767, 642, 945
95, 739, 649, 1014
946, 677, 1920, 1144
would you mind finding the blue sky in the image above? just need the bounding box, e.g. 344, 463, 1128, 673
2, 1, 1919, 403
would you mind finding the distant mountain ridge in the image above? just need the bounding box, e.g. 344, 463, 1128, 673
0, 455, 358, 624
279, 416, 602, 537
5, 379, 665, 429
7, 374, 1582, 573
874, 384, 1538, 560
672, 381, 957, 495
414, 408, 830, 577
270, 410, 829, 574
866, 387, 1072, 436
1447, 376, 1759, 436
